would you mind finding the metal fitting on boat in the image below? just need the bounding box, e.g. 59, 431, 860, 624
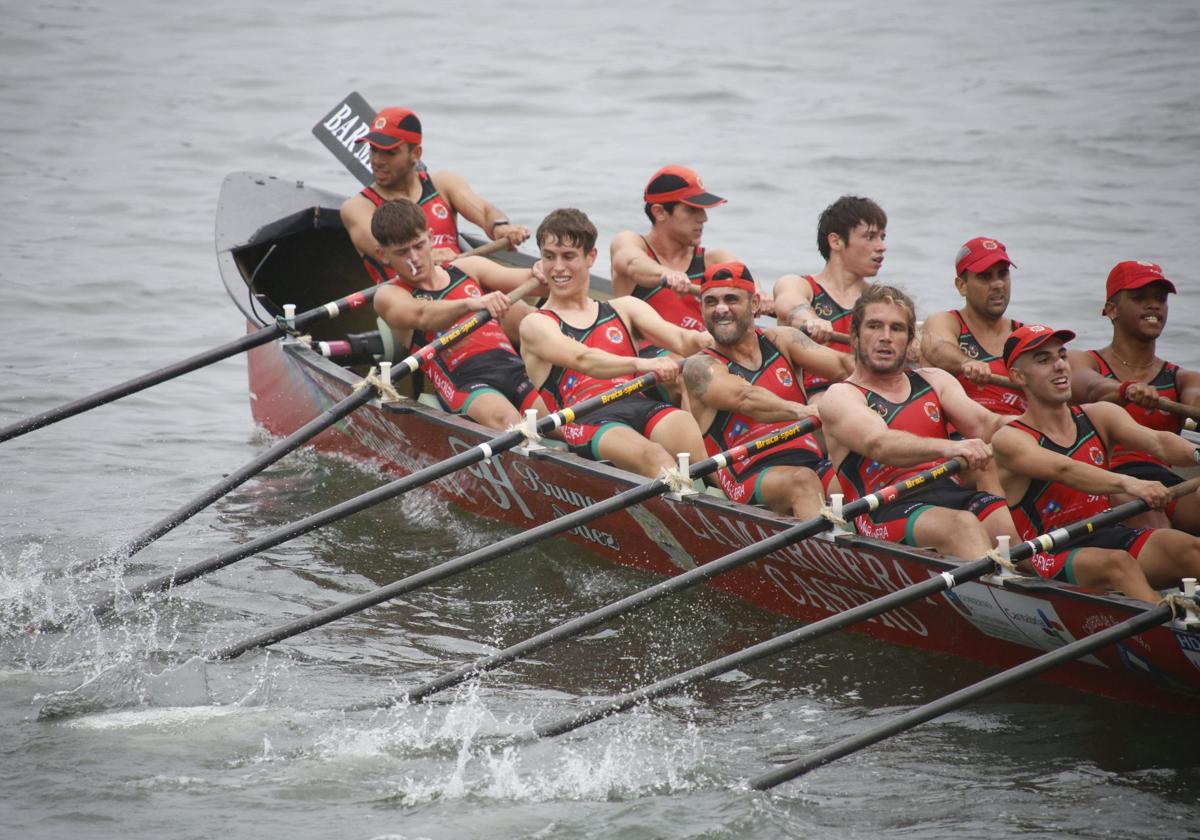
983, 535, 1019, 584
511, 408, 545, 455
822, 493, 851, 535
662, 452, 697, 499
1175, 577, 1200, 630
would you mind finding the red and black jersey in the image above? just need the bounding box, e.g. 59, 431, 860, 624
359, 171, 462, 284
631, 238, 706, 333
801, 275, 853, 395
1007, 407, 1111, 538
700, 329, 824, 470
1087, 350, 1182, 467
396, 265, 515, 374
538, 302, 638, 408
952, 311, 1025, 415
836, 371, 950, 500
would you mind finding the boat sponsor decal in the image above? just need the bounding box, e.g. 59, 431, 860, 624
1173, 629, 1200, 673
447, 435, 535, 519
933, 577, 1103, 664
550, 502, 619, 551
510, 459, 598, 513
761, 559, 929, 636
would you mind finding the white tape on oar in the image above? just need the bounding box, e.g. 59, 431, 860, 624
324, 302, 340, 318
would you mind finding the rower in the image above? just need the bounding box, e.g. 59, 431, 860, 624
818, 284, 1020, 558
340, 106, 529, 283
371, 199, 550, 430
1067, 260, 1200, 534
994, 324, 1200, 601
773, 195, 888, 402
921, 236, 1025, 415
519, 208, 711, 478
683, 261, 852, 517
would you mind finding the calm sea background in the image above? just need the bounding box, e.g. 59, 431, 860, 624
2, 1, 1199, 838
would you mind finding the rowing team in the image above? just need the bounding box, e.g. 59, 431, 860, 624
339, 105, 1200, 605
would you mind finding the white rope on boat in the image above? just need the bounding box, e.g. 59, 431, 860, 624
351, 366, 401, 403
818, 504, 849, 531
1159, 590, 1198, 623
506, 409, 543, 450
657, 465, 695, 495
984, 547, 1020, 576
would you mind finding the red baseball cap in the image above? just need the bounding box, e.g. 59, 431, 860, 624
702, 261, 756, 295
955, 237, 1016, 276
1105, 260, 1176, 300
1002, 324, 1076, 370
355, 107, 423, 150
644, 165, 726, 208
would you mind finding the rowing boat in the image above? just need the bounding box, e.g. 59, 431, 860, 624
215, 170, 1200, 715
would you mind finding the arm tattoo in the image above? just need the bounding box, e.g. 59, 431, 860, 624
779, 325, 818, 349
683, 355, 718, 398
786, 302, 814, 325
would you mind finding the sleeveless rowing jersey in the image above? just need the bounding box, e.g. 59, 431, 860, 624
952, 311, 1026, 415
701, 329, 824, 467
398, 266, 515, 373
538, 302, 638, 408
632, 238, 706, 333
1086, 350, 1182, 467
836, 371, 949, 501
802, 276, 854, 395
358, 171, 462, 284
1008, 407, 1110, 538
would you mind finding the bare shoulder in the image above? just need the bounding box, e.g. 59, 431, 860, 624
1068, 348, 1100, 371
704, 247, 737, 265
340, 192, 371, 218
922, 310, 958, 335
610, 229, 643, 253
917, 366, 959, 388
773, 272, 810, 298
683, 353, 722, 394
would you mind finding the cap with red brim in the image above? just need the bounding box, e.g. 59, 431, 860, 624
1003, 324, 1076, 370
355, 107, 422, 150
644, 165, 726, 208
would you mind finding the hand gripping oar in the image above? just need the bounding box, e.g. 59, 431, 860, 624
534, 476, 1200, 739
0, 285, 383, 445
56, 371, 662, 629
393, 458, 965, 705
64, 279, 540, 577
208, 418, 820, 661
984, 373, 1199, 432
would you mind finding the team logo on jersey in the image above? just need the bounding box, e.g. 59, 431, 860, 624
775, 367, 794, 388
606, 325, 625, 345
960, 340, 980, 359
1041, 499, 1061, 518
923, 401, 941, 423
465, 285, 481, 297
870, 400, 889, 418
731, 420, 750, 439
1088, 445, 1105, 466
564, 373, 578, 392
814, 301, 834, 318
866, 459, 883, 477
431, 203, 449, 220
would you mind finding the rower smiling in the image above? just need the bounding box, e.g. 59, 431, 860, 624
994, 324, 1200, 601
520, 208, 711, 478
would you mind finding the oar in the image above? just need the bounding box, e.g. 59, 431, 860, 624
533, 476, 1200, 738
55, 372, 662, 628
0, 285, 384, 445
748, 598, 1189, 789
64, 280, 540, 577
393, 458, 965, 705
981, 375, 1196, 430
208, 418, 820, 661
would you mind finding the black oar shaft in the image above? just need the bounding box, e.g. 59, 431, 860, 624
748, 603, 1175, 790
0, 285, 379, 445
75, 371, 659, 623
210, 419, 819, 661
404, 459, 963, 703
535, 557, 995, 738
535, 491, 1175, 737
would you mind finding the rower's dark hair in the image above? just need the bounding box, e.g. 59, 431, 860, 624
644, 201, 680, 224
537, 208, 597, 252
817, 196, 887, 261
371, 199, 428, 246
849, 284, 916, 340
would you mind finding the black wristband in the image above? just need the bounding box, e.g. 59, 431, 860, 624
490, 219, 510, 235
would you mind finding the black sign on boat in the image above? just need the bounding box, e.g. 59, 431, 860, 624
312, 92, 376, 187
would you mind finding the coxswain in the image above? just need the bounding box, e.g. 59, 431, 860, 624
994, 324, 1200, 600
773, 195, 888, 402
341, 106, 530, 283
372, 200, 550, 430
683, 261, 852, 517
921, 236, 1025, 415
519, 208, 711, 478
818, 285, 1020, 558
1068, 260, 1200, 533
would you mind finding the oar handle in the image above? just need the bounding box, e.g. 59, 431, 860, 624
1156, 396, 1200, 424
795, 323, 851, 345
459, 237, 513, 259
987, 373, 1015, 388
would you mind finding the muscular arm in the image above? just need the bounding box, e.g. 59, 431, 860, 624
1067, 349, 1120, 404
453, 255, 546, 295
610, 296, 713, 356
772, 273, 815, 329
925, 367, 1008, 442
374, 282, 500, 334
992, 421, 1137, 499
340, 194, 378, 259
610, 230, 679, 292
920, 311, 972, 374
432, 170, 529, 246
1178, 368, 1200, 408
519, 311, 669, 382
819, 382, 973, 468
772, 326, 853, 383
1088, 400, 1200, 466
683, 354, 816, 425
